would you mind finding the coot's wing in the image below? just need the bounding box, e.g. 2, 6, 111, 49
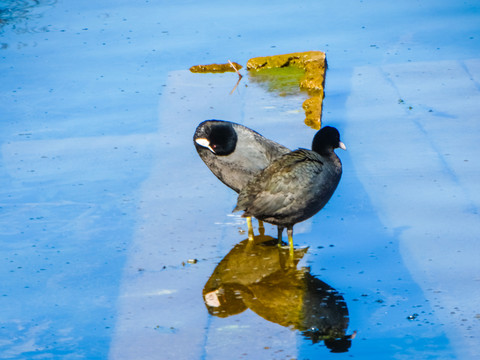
235, 149, 324, 218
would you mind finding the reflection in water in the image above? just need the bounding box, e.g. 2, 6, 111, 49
248, 67, 306, 97
203, 235, 354, 353
0, 0, 56, 34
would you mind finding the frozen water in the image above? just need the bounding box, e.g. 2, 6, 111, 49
1, 0, 479, 359
346, 59, 480, 358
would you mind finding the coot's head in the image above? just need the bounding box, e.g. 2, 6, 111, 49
194, 120, 238, 156
311, 126, 346, 155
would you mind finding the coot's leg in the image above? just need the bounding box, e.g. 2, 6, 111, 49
277, 226, 284, 245
258, 220, 265, 236
246, 216, 254, 241
287, 227, 294, 259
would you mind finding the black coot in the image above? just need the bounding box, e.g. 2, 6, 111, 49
234, 126, 346, 253
194, 120, 289, 193
194, 120, 290, 237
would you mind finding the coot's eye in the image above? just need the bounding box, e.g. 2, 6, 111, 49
212, 144, 217, 149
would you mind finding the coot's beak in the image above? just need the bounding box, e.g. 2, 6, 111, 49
195, 138, 216, 153
339, 141, 347, 150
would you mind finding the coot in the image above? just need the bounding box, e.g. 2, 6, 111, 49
194, 120, 290, 192
234, 126, 346, 253
194, 120, 290, 237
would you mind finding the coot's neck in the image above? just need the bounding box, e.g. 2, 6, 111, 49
312, 143, 334, 156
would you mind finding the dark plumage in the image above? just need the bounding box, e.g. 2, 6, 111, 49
194, 120, 290, 239
234, 126, 346, 252
193, 120, 290, 193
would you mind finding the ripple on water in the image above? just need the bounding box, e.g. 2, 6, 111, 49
0, 0, 57, 34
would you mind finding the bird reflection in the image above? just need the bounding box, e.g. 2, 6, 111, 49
203, 235, 355, 352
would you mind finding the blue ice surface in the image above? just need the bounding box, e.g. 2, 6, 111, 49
156, 72, 455, 360
0, 0, 479, 359
296, 154, 456, 359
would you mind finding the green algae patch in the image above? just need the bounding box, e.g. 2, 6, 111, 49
247, 51, 326, 129
248, 66, 306, 97
189, 62, 243, 73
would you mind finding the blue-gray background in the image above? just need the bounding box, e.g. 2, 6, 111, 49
1, 1, 479, 359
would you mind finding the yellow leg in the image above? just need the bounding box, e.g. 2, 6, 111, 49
246, 217, 254, 241
287, 228, 294, 260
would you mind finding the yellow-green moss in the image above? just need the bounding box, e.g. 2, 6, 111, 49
247, 51, 324, 70
247, 51, 326, 129
189, 51, 327, 129
189, 62, 243, 73
302, 97, 323, 129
